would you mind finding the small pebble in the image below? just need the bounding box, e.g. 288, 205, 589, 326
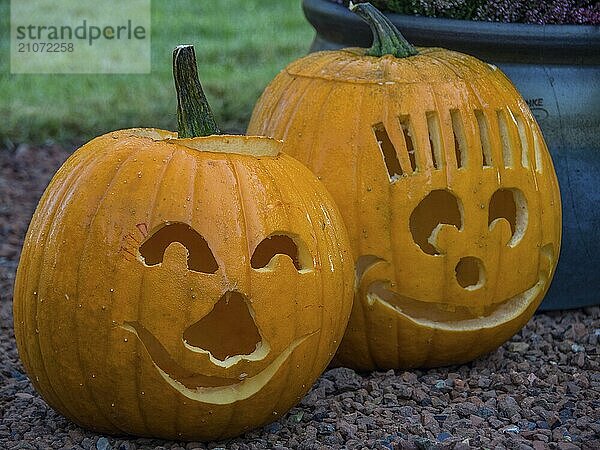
508, 342, 530, 353
264, 422, 282, 434
570, 343, 585, 353
437, 432, 452, 442
96, 437, 112, 450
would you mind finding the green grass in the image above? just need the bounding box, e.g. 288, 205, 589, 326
0, 0, 313, 144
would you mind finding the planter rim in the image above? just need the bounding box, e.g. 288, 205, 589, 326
303, 0, 600, 64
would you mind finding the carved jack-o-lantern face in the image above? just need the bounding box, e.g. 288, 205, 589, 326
358, 114, 556, 324
249, 45, 561, 369
122, 222, 316, 404
13, 131, 353, 440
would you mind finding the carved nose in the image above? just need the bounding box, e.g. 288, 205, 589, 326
455, 257, 485, 290
183, 291, 262, 361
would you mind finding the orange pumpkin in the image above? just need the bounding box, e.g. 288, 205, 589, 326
248, 3, 561, 369
13, 46, 354, 440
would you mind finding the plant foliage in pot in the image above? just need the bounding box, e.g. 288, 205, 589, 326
301, 0, 600, 310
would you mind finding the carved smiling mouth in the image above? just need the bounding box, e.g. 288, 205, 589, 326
121, 321, 316, 404
362, 244, 554, 330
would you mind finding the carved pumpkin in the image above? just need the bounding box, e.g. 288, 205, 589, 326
13, 46, 354, 440
248, 3, 561, 369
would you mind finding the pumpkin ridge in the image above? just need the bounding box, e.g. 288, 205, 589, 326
30, 140, 131, 430
273, 76, 312, 136
42, 143, 136, 428
354, 89, 380, 370
216, 156, 250, 438
380, 95, 404, 369
173, 150, 200, 437
253, 157, 310, 419
257, 73, 297, 135
305, 81, 343, 171
16, 145, 100, 423
151, 149, 212, 436
123, 148, 185, 436
278, 79, 319, 145
426, 51, 467, 82
326, 55, 362, 80
310, 172, 354, 362
262, 157, 327, 386
252, 157, 302, 426
111, 141, 175, 435
133, 146, 177, 436
283, 50, 347, 80
399, 54, 431, 84
73, 145, 141, 433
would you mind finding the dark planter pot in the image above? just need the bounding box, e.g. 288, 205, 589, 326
302, 0, 600, 310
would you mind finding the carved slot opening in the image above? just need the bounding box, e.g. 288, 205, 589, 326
410, 190, 462, 255
514, 113, 530, 168
399, 115, 417, 172
183, 291, 262, 361
497, 110, 514, 168
533, 131, 544, 173
426, 111, 442, 169
373, 122, 403, 180
451, 109, 467, 168
139, 223, 218, 273
251, 234, 309, 271
455, 256, 485, 290
475, 109, 492, 167
489, 188, 528, 246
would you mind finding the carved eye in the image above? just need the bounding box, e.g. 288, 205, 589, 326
488, 188, 528, 246
410, 190, 462, 255
251, 234, 310, 271
139, 223, 218, 273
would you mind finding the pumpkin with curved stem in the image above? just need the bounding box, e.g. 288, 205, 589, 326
13, 45, 354, 440
248, 3, 561, 369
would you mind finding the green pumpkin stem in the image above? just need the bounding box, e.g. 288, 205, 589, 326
173, 45, 221, 138
350, 2, 418, 58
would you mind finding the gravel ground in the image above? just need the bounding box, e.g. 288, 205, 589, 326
1, 143, 599, 450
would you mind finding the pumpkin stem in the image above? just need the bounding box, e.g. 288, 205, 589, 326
173, 45, 221, 138
349, 2, 418, 58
